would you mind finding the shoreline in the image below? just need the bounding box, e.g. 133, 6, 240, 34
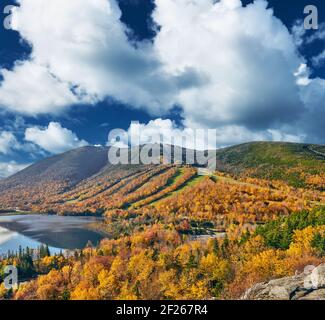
0, 214, 110, 253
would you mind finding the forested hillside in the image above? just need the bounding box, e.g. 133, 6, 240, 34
0, 142, 324, 300
215, 142, 325, 188
0, 142, 323, 213
1, 206, 324, 300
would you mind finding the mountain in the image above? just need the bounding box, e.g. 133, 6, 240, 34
0, 146, 109, 192
215, 142, 325, 188
0, 141, 323, 213
0, 143, 210, 194
3, 141, 324, 188
1, 142, 324, 301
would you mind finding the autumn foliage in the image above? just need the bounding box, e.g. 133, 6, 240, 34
0, 161, 324, 300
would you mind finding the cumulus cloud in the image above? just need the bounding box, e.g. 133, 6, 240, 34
0, 61, 81, 115
126, 119, 218, 150
109, 118, 217, 150
0, 0, 323, 145
293, 22, 325, 67
114, 118, 303, 150
0, 128, 44, 156
0, 161, 29, 178
291, 19, 306, 47
0, 0, 182, 116
297, 78, 325, 144
294, 64, 311, 86
0, 131, 20, 154
25, 122, 88, 154
152, 0, 304, 130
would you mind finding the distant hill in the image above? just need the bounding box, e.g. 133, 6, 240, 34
0, 146, 109, 192
215, 142, 325, 188
0, 141, 323, 212
3, 141, 323, 189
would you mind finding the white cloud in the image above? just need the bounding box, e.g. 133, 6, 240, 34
109, 118, 218, 150
312, 51, 325, 67
267, 129, 304, 143
0, 131, 20, 154
127, 119, 216, 149
294, 64, 311, 86
152, 0, 304, 130
0, 0, 323, 145
291, 19, 306, 47
0, 61, 83, 115
297, 78, 325, 144
25, 122, 88, 154
3, 0, 304, 123
293, 22, 325, 68
1, 0, 178, 116
305, 22, 325, 44
0, 161, 29, 178
116, 119, 303, 150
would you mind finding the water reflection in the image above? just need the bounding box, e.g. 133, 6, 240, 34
0, 214, 105, 255
0, 226, 61, 255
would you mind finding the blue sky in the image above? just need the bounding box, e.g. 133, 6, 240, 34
0, 0, 324, 177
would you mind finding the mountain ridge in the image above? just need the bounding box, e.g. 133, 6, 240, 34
0, 141, 323, 213
4, 141, 325, 183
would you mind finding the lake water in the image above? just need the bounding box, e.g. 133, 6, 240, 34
0, 214, 105, 256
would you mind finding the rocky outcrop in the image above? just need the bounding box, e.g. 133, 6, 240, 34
241, 264, 325, 300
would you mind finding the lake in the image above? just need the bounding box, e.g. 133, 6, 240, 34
0, 214, 105, 256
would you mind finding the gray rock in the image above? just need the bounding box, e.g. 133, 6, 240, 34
300, 289, 325, 300
241, 264, 325, 300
